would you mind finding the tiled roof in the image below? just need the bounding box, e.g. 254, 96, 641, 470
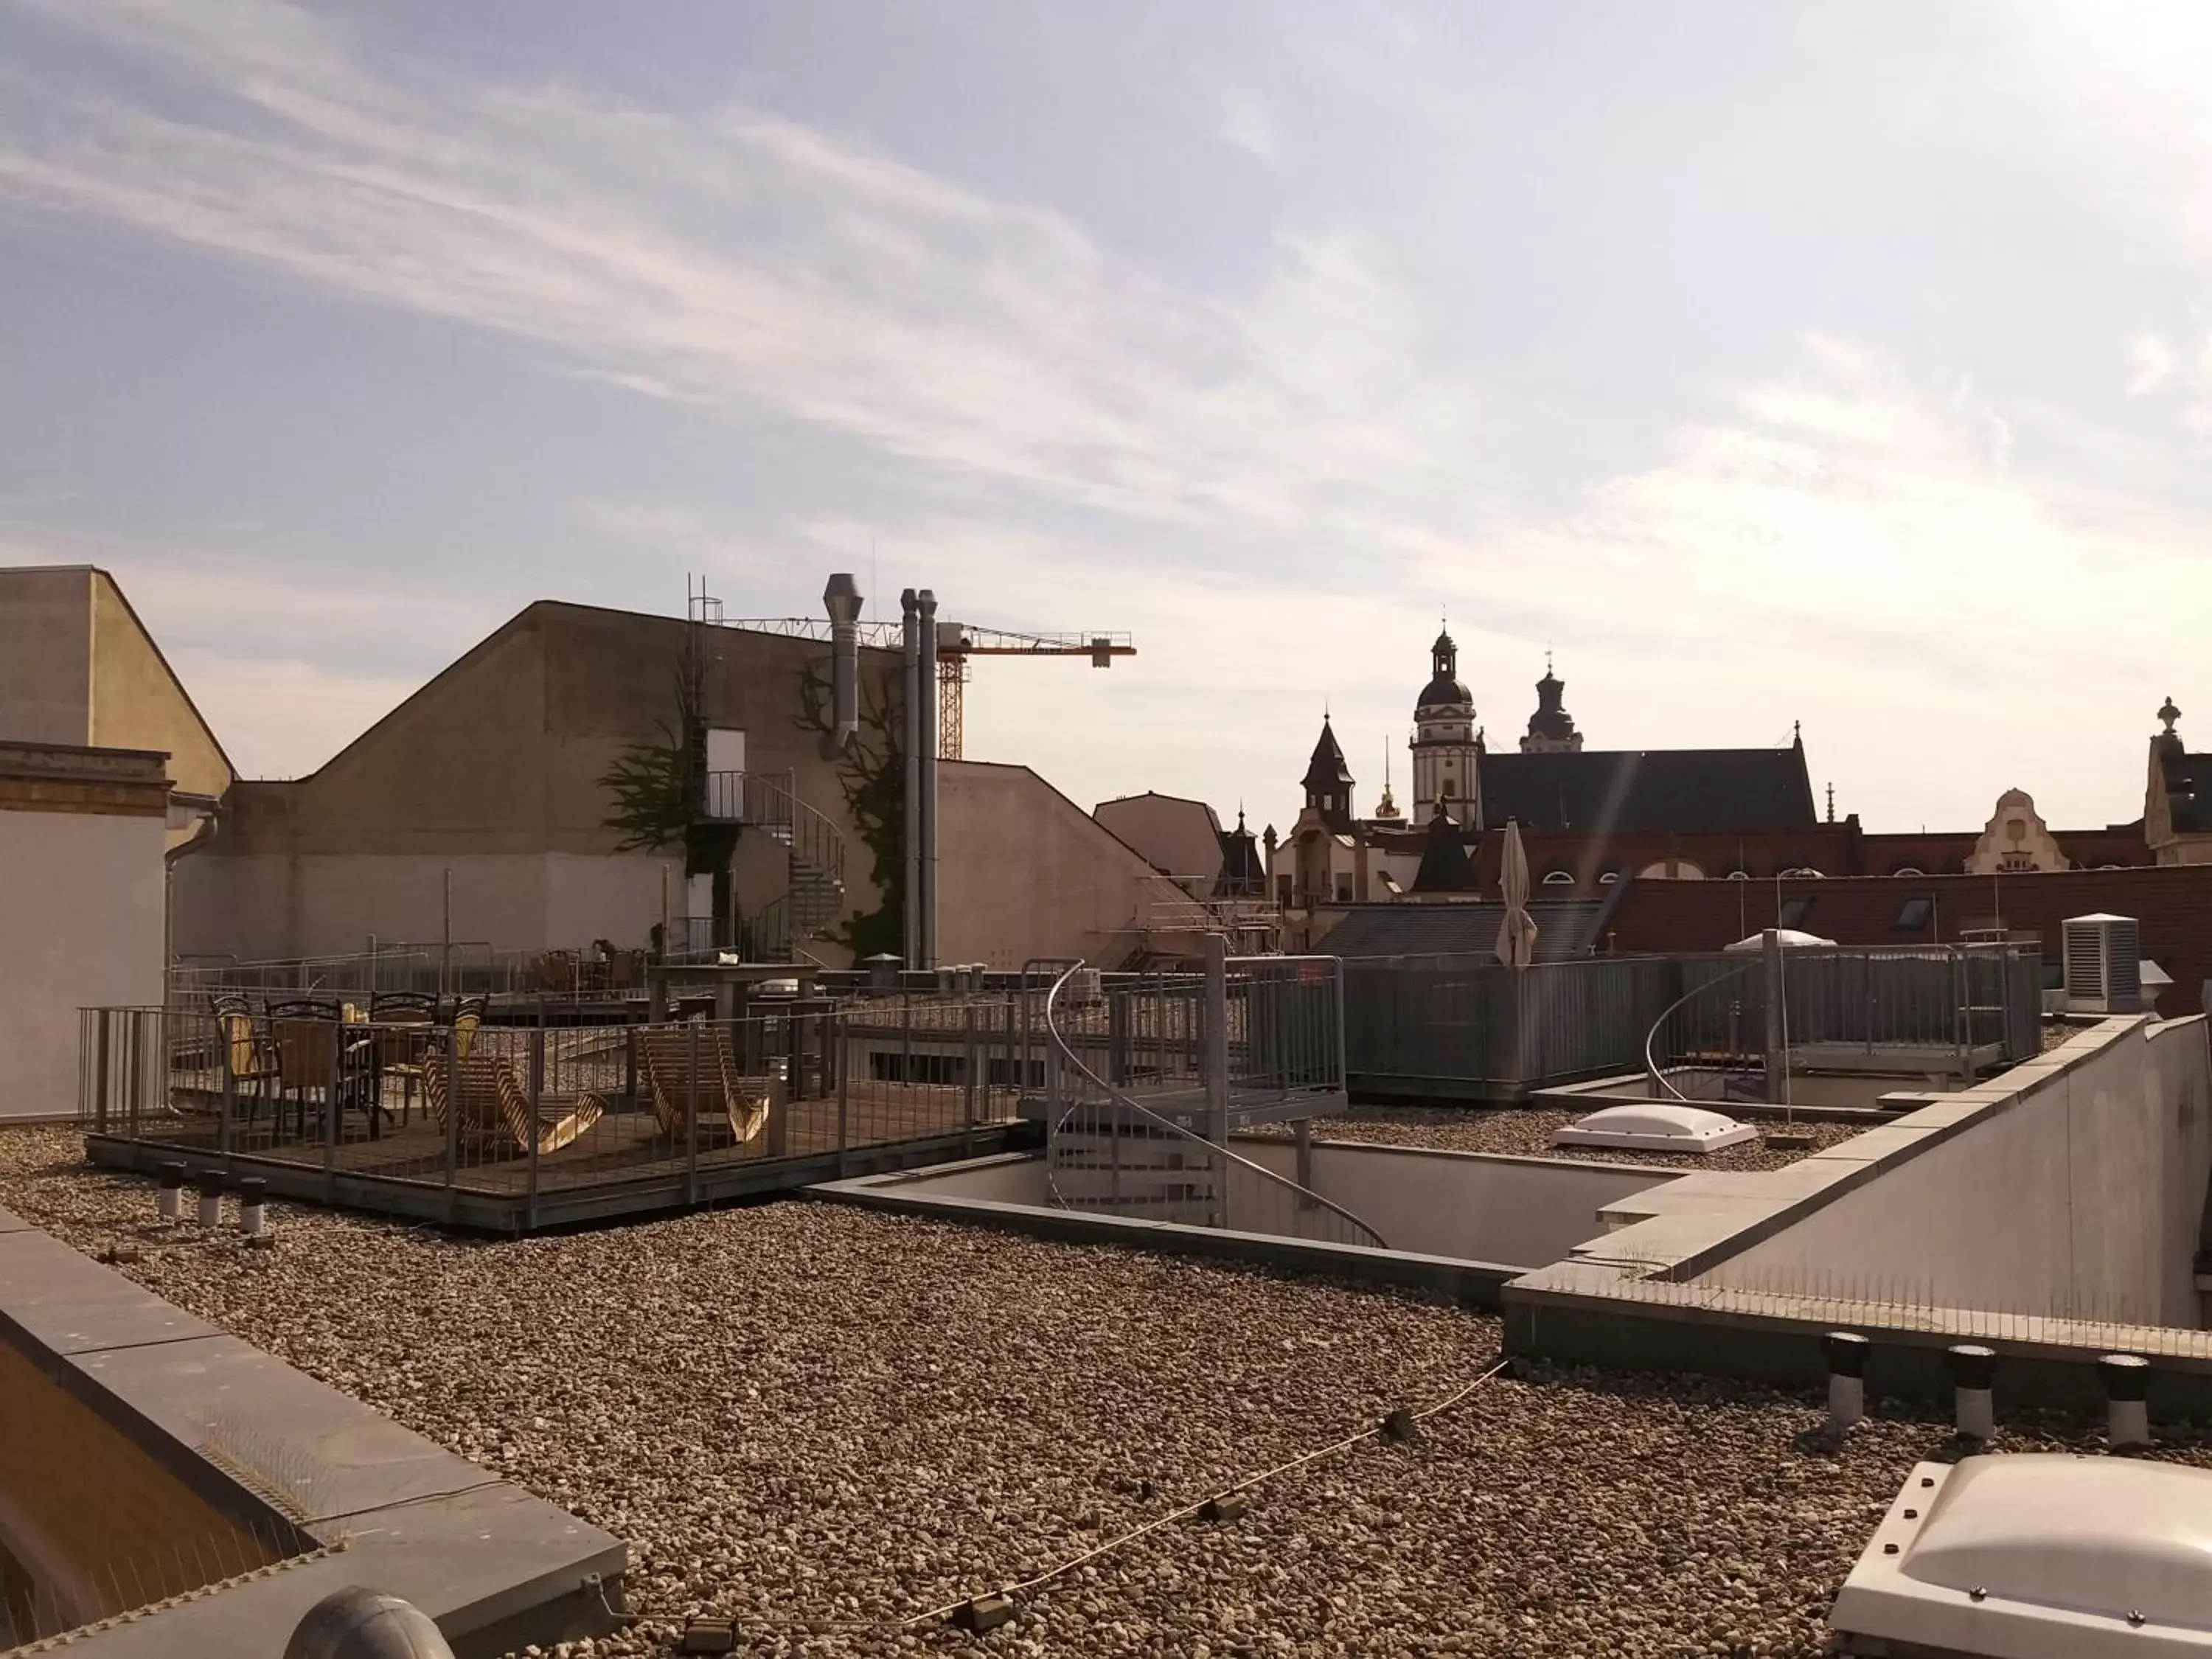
1320, 899, 1608, 962
1479, 747, 1816, 835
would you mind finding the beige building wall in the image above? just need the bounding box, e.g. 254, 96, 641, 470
171, 601, 896, 961
0, 566, 94, 745
86, 571, 232, 823
938, 760, 1159, 968
1092, 793, 1222, 886
0, 567, 234, 852
1, 796, 167, 1121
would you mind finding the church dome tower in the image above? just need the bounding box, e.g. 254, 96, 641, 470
1520, 655, 1583, 753
1409, 626, 1481, 827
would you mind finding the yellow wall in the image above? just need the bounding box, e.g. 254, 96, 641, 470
87, 572, 232, 852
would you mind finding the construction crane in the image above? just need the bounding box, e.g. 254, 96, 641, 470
718, 612, 1135, 759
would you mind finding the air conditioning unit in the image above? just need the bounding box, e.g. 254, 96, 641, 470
2062, 914, 2142, 1014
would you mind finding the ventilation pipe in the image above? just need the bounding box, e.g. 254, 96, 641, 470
917, 588, 939, 971
2101, 1352, 2151, 1448
902, 589, 922, 968
1825, 1330, 1869, 1431
820, 573, 863, 758
1946, 1343, 1994, 1441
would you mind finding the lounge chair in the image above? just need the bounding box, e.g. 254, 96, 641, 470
418, 1054, 604, 1157
636, 1023, 773, 1147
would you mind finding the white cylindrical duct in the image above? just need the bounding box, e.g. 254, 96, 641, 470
157, 1161, 185, 1222
1947, 1344, 1994, 1440
196, 1171, 225, 1231
2101, 1353, 2151, 1449
917, 588, 939, 971
821, 573, 862, 757
238, 1177, 268, 1238
901, 589, 921, 969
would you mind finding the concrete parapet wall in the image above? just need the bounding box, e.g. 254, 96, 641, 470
1697, 1016, 2212, 1326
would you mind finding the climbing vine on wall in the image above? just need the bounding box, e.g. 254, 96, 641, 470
796, 655, 904, 959
599, 664, 739, 934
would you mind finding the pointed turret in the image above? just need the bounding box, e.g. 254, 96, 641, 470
1301, 717, 1356, 833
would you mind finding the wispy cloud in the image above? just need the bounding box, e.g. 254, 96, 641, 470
2128, 333, 2175, 396
0, 0, 1489, 571
1219, 91, 1279, 163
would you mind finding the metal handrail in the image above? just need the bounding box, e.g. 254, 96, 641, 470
1040, 961, 1387, 1251
1642, 960, 1758, 1102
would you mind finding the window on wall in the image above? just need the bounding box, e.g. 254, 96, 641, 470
1893, 896, 1934, 931
1541, 869, 1575, 886
1778, 896, 1815, 931
1725, 869, 1750, 880
1597, 870, 1620, 885
1891, 866, 1924, 877
1335, 878, 1354, 902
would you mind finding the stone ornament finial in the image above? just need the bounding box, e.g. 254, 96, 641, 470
2159, 696, 2182, 737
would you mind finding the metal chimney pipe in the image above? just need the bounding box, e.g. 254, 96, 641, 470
821, 573, 862, 758
901, 589, 921, 968
917, 588, 939, 971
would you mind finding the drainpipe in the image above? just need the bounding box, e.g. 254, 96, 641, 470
901, 589, 921, 967
917, 588, 939, 971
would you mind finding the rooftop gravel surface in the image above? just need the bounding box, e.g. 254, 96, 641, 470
2, 1127, 2197, 1659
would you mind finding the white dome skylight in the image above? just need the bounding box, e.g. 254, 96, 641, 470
1549, 1104, 1757, 1154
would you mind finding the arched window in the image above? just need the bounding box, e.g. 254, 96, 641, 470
1891, 866, 1924, 877
1725, 869, 1750, 880
1639, 859, 1706, 880
1779, 866, 1825, 879
1540, 869, 1575, 886
1597, 870, 1620, 885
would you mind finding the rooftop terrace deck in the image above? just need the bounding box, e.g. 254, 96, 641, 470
7, 1124, 2204, 1659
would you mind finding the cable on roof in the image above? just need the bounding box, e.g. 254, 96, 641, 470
900, 1350, 1512, 1631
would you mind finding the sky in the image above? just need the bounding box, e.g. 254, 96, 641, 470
3, 1, 2211, 836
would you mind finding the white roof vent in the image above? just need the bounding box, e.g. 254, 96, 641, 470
1832, 1455, 2212, 1657
2062, 914, 2143, 1014
1550, 1104, 1756, 1153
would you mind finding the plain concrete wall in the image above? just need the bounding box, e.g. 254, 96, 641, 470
175, 602, 899, 962
872, 1157, 1051, 1203
1238, 1139, 1678, 1267
938, 760, 1161, 969
1092, 794, 1222, 885
0, 567, 90, 745
1, 807, 164, 1118
173, 851, 672, 958
1704, 1019, 2212, 1326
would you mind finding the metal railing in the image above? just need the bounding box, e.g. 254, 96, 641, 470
1342, 947, 2045, 1103
1040, 953, 1383, 1249
699, 768, 846, 937
79, 991, 1037, 1229
1644, 943, 2045, 1100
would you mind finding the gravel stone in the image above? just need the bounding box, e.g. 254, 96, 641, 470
4, 1125, 2202, 1659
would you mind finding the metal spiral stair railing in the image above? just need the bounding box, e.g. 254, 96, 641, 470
1643, 960, 1762, 1103
1040, 962, 1388, 1251
704, 769, 848, 939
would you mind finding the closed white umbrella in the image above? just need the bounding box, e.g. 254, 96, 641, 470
1495, 818, 1539, 967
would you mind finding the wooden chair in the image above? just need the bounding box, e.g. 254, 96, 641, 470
268, 998, 347, 1139
211, 997, 280, 1124
386, 998, 484, 1129
540, 951, 578, 997
369, 993, 438, 1127
418, 1055, 604, 1158
635, 1023, 773, 1148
